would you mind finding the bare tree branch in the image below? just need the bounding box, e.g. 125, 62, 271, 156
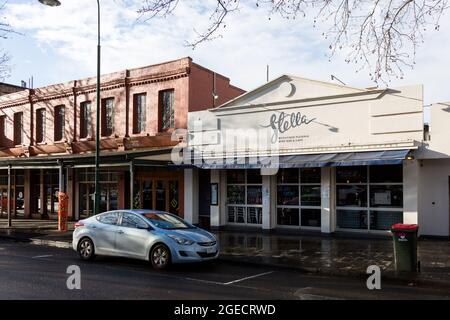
138, 0, 449, 83
0, 0, 15, 80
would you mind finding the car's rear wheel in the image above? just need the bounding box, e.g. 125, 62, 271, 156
77, 237, 95, 261
150, 244, 171, 270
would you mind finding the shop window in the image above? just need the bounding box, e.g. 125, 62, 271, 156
301, 209, 321, 227
101, 98, 114, 136
247, 170, 262, 184
336, 165, 404, 231
277, 169, 298, 184
133, 93, 146, 134
369, 164, 403, 183
300, 168, 321, 183
36, 108, 46, 143
369, 185, 403, 208
336, 185, 368, 207
13, 112, 23, 145
227, 185, 245, 204
276, 168, 321, 228
277, 208, 299, 226
336, 166, 367, 184
226, 169, 262, 224
54, 105, 65, 141
370, 211, 403, 230
227, 170, 245, 184
277, 186, 299, 206
337, 210, 368, 229
159, 89, 174, 130
301, 186, 321, 206
80, 101, 92, 139
247, 186, 262, 205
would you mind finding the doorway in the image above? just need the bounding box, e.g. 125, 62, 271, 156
133, 173, 183, 216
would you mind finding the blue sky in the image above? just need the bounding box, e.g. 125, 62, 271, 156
2, 0, 450, 105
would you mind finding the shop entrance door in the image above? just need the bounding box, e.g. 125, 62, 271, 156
134, 177, 181, 216
79, 183, 118, 218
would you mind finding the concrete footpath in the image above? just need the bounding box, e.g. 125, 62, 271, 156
2, 219, 450, 288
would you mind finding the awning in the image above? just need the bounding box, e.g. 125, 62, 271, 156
190, 149, 411, 169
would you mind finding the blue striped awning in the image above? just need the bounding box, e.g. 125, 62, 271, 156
191, 149, 411, 169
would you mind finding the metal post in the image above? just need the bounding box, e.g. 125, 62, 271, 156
130, 162, 134, 209
94, 0, 101, 216
58, 160, 64, 193
7, 165, 11, 227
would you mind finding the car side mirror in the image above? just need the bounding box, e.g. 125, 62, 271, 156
137, 224, 152, 231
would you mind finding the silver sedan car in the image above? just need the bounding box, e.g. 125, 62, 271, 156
72, 209, 219, 269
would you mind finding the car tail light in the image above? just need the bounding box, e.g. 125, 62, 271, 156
74, 221, 84, 229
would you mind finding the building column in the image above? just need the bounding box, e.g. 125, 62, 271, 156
184, 168, 199, 225
403, 160, 419, 226
210, 169, 226, 228
40, 169, 48, 219
24, 169, 32, 218
321, 166, 335, 233
262, 173, 276, 231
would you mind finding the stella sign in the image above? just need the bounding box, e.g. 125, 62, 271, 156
261, 111, 316, 143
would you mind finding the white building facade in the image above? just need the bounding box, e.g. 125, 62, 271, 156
182, 75, 450, 237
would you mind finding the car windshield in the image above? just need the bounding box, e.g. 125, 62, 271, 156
143, 213, 193, 230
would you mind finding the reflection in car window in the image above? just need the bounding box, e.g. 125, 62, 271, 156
97, 212, 120, 225
143, 213, 193, 230
121, 213, 147, 229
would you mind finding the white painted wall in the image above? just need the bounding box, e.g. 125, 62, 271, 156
418, 159, 450, 236
403, 160, 419, 226
184, 169, 199, 224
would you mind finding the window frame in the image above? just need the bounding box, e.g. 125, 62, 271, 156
226, 169, 263, 225
13, 112, 24, 146
335, 165, 404, 233
276, 168, 322, 229
80, 101, 92, 140
35, 108, 46, 144
54, 105, 66, 142
159, 89, 175, 131
133, 93, 147, 134
101, 97, 114, 137
0, 115, 7, 144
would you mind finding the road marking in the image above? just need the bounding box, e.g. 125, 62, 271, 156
32, 255, 53, 259
184, 271, 274, 287
223, 271, 274, 285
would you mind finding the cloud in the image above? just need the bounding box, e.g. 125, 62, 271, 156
3, 0, 450, 105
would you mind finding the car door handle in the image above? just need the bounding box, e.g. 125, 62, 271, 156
117, 230, 124, 234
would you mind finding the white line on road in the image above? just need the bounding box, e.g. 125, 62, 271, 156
223, 271, 274, 285
32, 255, 53, 259
185, 271, 274, 286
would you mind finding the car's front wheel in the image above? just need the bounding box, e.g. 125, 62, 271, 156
150, 244, 171, 270
77, 237, 95, 261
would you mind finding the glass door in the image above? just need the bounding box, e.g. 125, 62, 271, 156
155, 180, 166, 211
79, 183, 94, 219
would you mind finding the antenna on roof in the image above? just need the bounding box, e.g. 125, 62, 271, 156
266, 65, 269, 83
331, 74, 346, 85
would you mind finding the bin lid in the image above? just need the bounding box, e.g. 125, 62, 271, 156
391, 223, 419, 232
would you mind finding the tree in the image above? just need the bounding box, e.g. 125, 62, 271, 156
0, 1, 14, 80
138, 0, 449, 83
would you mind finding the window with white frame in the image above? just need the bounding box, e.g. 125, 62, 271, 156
277, 168, 321, 228
336, 165, 403, 231
226, 169, 262, 225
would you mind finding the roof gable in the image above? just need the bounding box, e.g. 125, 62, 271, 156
216, 75, 366, 109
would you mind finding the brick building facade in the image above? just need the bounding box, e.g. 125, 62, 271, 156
0, 57, 244, 221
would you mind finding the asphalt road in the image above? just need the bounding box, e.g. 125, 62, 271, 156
1, 239, 449, 300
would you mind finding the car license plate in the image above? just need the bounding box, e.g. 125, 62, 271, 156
206, 247, 215, 254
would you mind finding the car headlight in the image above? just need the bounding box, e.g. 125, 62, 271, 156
167, 234, 194, 245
